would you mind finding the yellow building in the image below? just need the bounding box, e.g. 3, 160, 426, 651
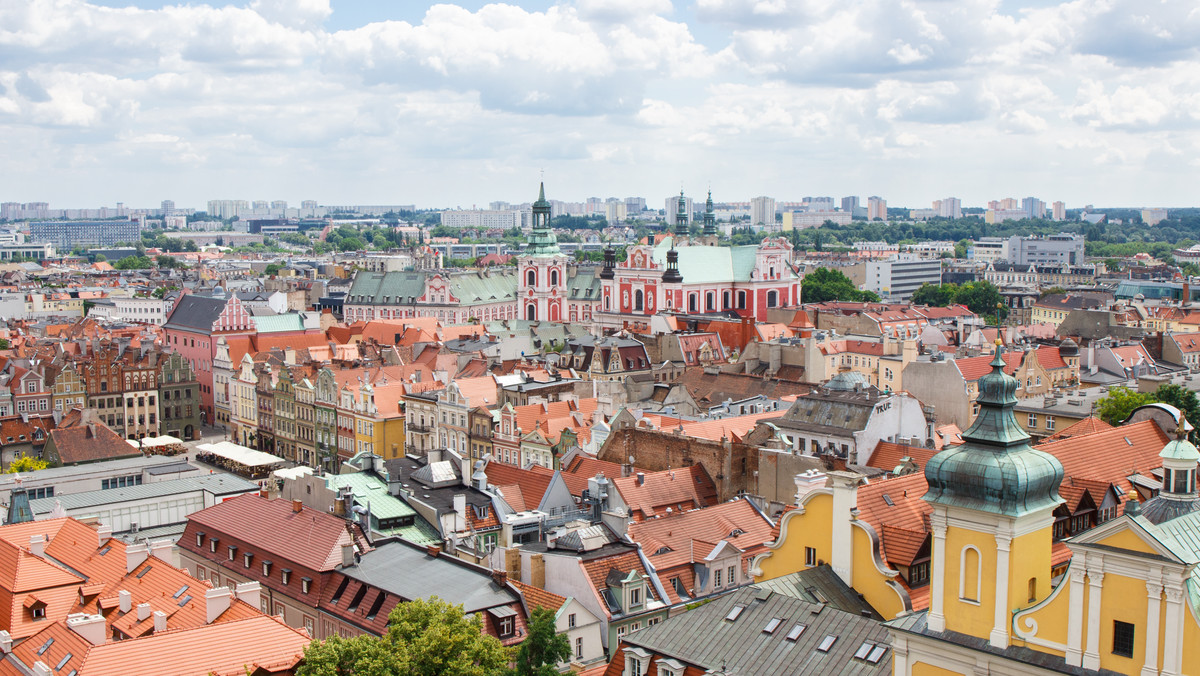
887, 348, 1200, 676
49, 362, 86, 412
348, 381, 406, 462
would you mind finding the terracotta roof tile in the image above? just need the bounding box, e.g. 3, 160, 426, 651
511, 579, 567, 612
611, 466, 718, 522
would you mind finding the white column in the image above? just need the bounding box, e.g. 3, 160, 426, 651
991, 533, 1012, 649
1162, 586, 1185, 676
892, 637, 909, 676
1142, 578, 1162, 676
1065, 557, 1087, 667
928, 513, 947, 633
1083, 565, 1105, 671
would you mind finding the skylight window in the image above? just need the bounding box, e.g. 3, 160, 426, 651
785, 623, 807, 641
854, 642, 873, 659
867, 646, 888, 663
763, 618, 782, 634
817, 635, 838, 652
172, 585, 189, 599
37, 638, 54, 655
725, 605, 745, 622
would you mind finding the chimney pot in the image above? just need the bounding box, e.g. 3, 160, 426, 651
152, 610, 167, 633
292, 499, 303, 513
426, 544, 440, 558
636, 472, 645, 486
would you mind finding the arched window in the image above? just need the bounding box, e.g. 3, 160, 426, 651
723, 291, 730, 309
737, 291, 746, 309
767, 290, 778, 308
605, 295, 610, 310
1027, 577, 1037, 603
706, 292, 715, 311
526, 269, 536, 287
550, 269, 559, 286
526, 304, 536, 320
960, 546, 981, 602
634, 290, 644, 312
689, 294, 698, 312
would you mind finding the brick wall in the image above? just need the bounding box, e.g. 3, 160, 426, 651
597, 427, 762, 501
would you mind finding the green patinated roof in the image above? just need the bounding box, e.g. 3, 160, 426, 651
1161, 438, 1200, 462
347, 271, 427, 304
924, 348, 1064, 517
323, 472, 441, 545
251, 313, 307, 334
649, 239, 791, 285
566, 267, 601, 300
448, 270, 518, 305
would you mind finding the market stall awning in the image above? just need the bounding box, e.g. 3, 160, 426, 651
196, 441, 284, 468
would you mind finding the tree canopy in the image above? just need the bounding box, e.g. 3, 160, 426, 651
910, 280, 1006, 320
514, 607, 571, 676
801, 267, 880, 304
6, 456, 48, 473
1094, 387, 1156, 426
297, 597, 511, 676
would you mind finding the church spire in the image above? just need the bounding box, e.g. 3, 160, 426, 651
703, 189, 717, 237
525, 181, 560, 256
674, 189, 689, 239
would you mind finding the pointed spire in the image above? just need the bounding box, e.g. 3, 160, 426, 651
538, 182, 546, 203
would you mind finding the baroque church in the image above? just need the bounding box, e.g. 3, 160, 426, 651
342, 183, 801, 329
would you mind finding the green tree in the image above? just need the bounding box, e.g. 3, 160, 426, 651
801, 267, 878, 303
297, 597, 511, 676
0, 338, 9, 349
6, 455, 49, 473
1094, 386, 1155, 425
265, 263, 283, 276
94, 254, 107, 262
155, 255, 181, 269
911, 282, 959, 307
953, 281, 1007, 319
114, 255, 153, 270
514, 607, 570, 676
1040, 286, 1067, 298
1152, 384, 1200, 441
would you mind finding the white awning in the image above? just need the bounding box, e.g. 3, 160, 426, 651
196, 441, 284, 468
126, 435, 184, 449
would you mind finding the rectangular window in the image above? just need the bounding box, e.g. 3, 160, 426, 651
575, 637, 583, 659
1028, 413, 1038, 428
728, 565, 735, 585
805, 546, 817, 566
1112, 620, 1135, 658
568, 613, 576, 628
714, 569, 722, 588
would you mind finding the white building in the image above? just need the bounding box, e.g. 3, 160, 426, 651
0, 455, 202, 510
1007, 233, 1085, 266
970, 237, 1009, 262
1143, 208, 1169, 225
934, 197, 962, 219
1052, 201, 1067, 221
785, 211, 851, 229
665, 195, 694, 227
750, 196, 776, 227
909, 208, 938, 221
86, 296, 171, 325
863, 253, 943, 301
440, 209, 524, 230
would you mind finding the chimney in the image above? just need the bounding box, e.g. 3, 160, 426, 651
0, 630, 10, 654
334, 497, 346, 517
234, 581, 261, 608
425, 544, 439, 558
636, 472, 645, 486
793, 469, 827, 505
505, 547, 521, 581
66, 613, 106, 646
126, 542, 149, 573
152, 610, 167, 633
118, 590, 132, 614
149, 540, 173, 563
96, 524, 112, 548
530, 553, 545, 588
491, 569, 508, 586
31, 663, 52, 676
292, 499, 303, 514
453, 494, 467, 530
136, 603, 151, 621
205, 587, 233, 624
827, 471, 862, 587
29, 534, 45, 558
341, 543, 355, 567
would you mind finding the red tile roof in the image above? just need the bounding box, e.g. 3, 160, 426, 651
1035, 419, 1168, 492
866, 441, 939, 474
185, 494, 370, 572
511, 579, 567, 612
611, 466, 717, 522
1044, 416, 1113, 442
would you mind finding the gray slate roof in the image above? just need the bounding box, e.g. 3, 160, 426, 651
752, 565, 882, 619
29, 473, 259, 513
619, 585, 892, 676
346, 540, 517, 613
163, 294, 228, 332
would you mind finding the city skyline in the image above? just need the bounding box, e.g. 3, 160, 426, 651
1, 0, 1196, 207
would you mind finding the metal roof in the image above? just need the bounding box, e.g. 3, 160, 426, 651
0, 455, 190, 487
345, 540, 517, 613
28, 474, 259, 513
621, 585, 891, 675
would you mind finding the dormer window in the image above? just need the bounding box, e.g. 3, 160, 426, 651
195, 531, 205, 548
262, 561, 272, 576
210, 538, 219, 553
227, 545, 237, 561
301, 577, 311, 594
281, 569, 291, 585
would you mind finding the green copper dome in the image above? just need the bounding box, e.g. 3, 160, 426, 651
1160, 438, 1200, 462
924, 348, 1064, 517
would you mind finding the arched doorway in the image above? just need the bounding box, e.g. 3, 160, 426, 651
526, 304, 536, 320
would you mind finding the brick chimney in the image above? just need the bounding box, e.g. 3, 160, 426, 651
425, 544, 439, 558
292, 499, 303, 513
491, 569, 507, 586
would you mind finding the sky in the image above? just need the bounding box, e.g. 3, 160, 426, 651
2, 0, 1198, 211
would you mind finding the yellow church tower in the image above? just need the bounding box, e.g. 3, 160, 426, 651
891, 345, 1065, 674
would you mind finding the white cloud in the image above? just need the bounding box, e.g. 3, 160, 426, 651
0, 0, 1196, 208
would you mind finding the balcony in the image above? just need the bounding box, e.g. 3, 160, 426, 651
406, 423, 432, 434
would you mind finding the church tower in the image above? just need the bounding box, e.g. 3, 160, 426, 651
518, 183, 567, 322
699, 189, 719, 246
673, 190, 689, 243
922, 343, 1064, 648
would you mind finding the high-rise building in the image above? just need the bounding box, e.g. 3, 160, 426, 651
666, 196, 693, 227
863, 253, 942, 301
161, 200, 176, 217
585, 197, 605, 216
1022, 197, 1046, 219
750, 196, 776, 227
625, 197, 646, 214
271, 200, 287, 211
808, 197, 836, 212
1142, 208, 1168, 225
841, 196, 860, 213
604, 199, 627, 224
936, 197, 962, 219
867, 196, 887, 221
207, 200, 248, 219
1052, 201, 1066, 221
301, 200, 318, 210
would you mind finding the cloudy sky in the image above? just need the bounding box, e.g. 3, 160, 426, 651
1, 0, 1197, 211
